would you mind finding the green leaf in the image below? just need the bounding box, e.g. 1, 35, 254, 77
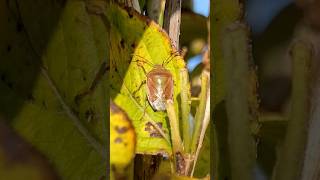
0, 0, 108, 179
106, 3, 186, 156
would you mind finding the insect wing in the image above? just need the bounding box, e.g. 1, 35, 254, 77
163, 75, 173, 101
146, 68, 174, 111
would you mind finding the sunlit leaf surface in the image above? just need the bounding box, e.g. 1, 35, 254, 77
107, 3, 186, 155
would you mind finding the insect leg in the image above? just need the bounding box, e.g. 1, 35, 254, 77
142, 95, 148, 118
132, 80, 146, 97
131, 54, 154, 67
138, 95, 148, 121
162, 51, 181, 66
136, 62, 148, 75
131, 58, 151, 75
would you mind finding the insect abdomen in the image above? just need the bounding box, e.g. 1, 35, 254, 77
146, 67, 173, 111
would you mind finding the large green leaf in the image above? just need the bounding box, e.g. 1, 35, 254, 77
106, 3, 185, 155
0, 0, 108, 179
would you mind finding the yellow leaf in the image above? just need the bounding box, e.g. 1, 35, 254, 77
110, 101, 136, 171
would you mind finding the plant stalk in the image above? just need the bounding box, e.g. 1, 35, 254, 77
166, 100, 185, 175
191, 71, 210, 176
166, 100, 183, 153
163, 0, 181, 49
180, 68, 191, 153
272, 40, 312, 180
212, 0, 243, 178
147, 0, 166, 27
222, 22, 255, 180
301, 41, 320, 180
191, 71, 209, 155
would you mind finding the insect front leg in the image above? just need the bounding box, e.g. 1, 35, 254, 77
131, 58, 149, 101
132, 59, 149, 75
132, 80, 146, 97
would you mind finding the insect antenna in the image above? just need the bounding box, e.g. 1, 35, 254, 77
162, 51, 181, 67
131, 54, 155, 67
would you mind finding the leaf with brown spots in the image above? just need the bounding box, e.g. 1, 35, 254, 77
107, 2, 185, 156
110, 101, 136, 179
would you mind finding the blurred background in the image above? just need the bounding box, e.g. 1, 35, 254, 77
213, 0, 320, 179
241, 0, 316, 179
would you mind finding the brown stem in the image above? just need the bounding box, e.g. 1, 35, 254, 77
164, 0, 181, 49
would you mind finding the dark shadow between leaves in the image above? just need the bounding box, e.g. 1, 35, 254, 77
0, 118, 60, 179
212, 101, 231, 180
0, 0, 65, 121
